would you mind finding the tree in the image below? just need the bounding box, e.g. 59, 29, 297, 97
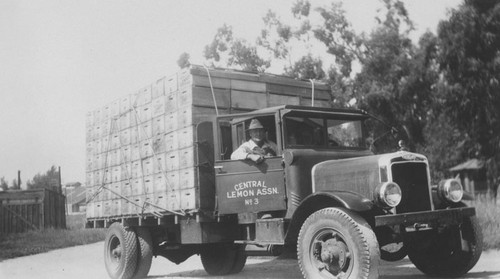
257, 1, 360, 80
284, 54, 325, 80
0, 177, 8, 191
10, 179, 20, 190
27, 166, 60, 191
347, 0, 441, 153
436, 0, 500, 160
203, 24, 270, 72
177, 52, 191, 69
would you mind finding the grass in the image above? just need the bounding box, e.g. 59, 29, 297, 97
66, 213, 88, 230
0, 214, 106, 261
472, 196, 500, 250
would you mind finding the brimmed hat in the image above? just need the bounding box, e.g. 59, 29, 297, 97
248, 119, 264, 130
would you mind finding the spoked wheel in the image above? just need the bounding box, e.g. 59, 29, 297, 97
104, 222, 138, 279
298, 208, 380, 279
200, 243, 247, 275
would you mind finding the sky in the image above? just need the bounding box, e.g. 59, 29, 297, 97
0, 0, 462, 187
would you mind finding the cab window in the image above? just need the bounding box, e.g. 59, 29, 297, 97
217, 114, 279, 160
285, 115, 367, 149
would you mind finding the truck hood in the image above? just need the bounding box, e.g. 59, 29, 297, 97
311, 151, 428, 200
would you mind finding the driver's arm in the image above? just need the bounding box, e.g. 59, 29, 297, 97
231, 143, 265, 163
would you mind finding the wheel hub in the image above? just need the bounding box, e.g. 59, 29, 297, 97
112, 246, 122, 259
314, 232, 351, 276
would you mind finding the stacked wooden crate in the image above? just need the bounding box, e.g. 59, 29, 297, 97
86, 65, 331, 219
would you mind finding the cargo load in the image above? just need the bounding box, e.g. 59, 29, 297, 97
85, 65, 331, 220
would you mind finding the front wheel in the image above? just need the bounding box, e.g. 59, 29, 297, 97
104, 222, 138, 279
406, 215, 483, 277
297, 207, 380, 279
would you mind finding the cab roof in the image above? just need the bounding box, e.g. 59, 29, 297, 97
218, 105, 369, 119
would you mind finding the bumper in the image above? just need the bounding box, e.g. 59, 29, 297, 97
374, 207, 476, 227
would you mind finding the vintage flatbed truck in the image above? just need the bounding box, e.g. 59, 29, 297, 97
86, 66, 482, 279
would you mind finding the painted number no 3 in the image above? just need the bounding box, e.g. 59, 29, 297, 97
245, 198, 259, 205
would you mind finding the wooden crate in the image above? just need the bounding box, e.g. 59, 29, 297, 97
152, 115, 165, 136
152, 77, 165, 99
142, 158, 155, 177
120, 95, 132, 114
143, 175, 155, 194
165, 73, 178, 94
180, 188, 197, 210
120, 163, 132, 180
136, 86, 152, 106
178, 167, 197, 190
165, 93, 178, 113
164, 171, 180, 192
120, 145, 132, 163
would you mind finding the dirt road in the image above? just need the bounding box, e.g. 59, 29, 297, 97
1, 242, 499, 279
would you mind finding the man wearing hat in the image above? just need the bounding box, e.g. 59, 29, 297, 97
231, 118, 277, 164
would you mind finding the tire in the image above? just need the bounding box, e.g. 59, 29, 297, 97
200, 243, 246, 275
229, 244, 247, 274
380, 242, 407, 262
133, 228, 153, 279
104, 222, 139, 279
297, 207, 380, 279
407, 215, 483, 277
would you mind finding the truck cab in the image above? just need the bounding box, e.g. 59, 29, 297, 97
214, 105, 372, 218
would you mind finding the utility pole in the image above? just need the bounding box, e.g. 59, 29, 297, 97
18, 170, 21, 190
58, 166, 62, 194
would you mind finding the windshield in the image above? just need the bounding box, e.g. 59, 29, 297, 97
284, 115, 367, 149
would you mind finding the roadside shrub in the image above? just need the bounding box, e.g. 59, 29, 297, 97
473, 196, 500, 250
0, 228, 106, 260
66, 213, 87, 230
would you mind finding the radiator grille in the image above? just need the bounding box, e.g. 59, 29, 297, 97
392, 162, 432, 213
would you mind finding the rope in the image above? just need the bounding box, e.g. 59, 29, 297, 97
203, 65, 219, 116
309, 79, 315, 107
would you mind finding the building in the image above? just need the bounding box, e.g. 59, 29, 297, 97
449, 158, 487, 196
64, 182, 87, 214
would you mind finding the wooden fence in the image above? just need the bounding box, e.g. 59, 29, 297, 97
0, 189, 66, 234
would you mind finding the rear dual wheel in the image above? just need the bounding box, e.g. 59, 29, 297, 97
104, 223, 153, 279
200, 243, 247, 275
104, 223, 138, 279
134, 228, 153, 279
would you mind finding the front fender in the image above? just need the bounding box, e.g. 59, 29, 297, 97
284, 191, 374, 243
305, 191, 374, 212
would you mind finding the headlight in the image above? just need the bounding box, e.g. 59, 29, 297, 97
375, 182, 402, 208
438, 179, 463, 203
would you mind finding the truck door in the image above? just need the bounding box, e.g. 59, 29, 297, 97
214, 158, 286, 214
214, 114, 286, 215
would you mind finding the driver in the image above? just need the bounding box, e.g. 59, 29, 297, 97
231, 119, 277, 164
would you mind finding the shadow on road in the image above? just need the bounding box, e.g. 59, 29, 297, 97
149, 257, 301, 279
149, 257, 500, 279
